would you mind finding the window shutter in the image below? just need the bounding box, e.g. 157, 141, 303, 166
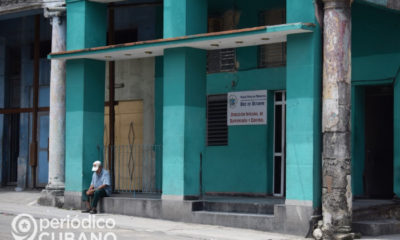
207, 94, 228, 146
207, 12, 237, 74
259, 9, 287, 68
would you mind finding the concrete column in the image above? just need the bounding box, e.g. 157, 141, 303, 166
162, 0, 207, 200
65, 59, 105, 206
163, 0, 207, 38
38, 6, 66, 207
162, 48, 206, 200
63, 0, 107, 209
47, 10, 66, 191
321, 0, 353, 239
284, 0, 322, 236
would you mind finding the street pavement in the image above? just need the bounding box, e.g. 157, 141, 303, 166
0, 190, 398, 240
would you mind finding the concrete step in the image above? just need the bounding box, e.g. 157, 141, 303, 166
191, 210, 276, 232
353, 202, 400, 221
352, 219, 400, 236
192, 200, 275, 215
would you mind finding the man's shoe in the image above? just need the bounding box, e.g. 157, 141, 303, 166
90, 209, 97, 214
81, 208, 91, 213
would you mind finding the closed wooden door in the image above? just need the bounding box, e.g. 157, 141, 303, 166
104, 100, 144, 191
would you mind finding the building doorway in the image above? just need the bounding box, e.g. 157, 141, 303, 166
104, 100, 144, 191
364, 85, 394, 198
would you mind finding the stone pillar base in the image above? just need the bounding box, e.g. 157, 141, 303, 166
38, 189, 64, 208
64, 191, 85, 210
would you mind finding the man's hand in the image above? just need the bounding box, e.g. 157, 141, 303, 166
86, 189, 95, 196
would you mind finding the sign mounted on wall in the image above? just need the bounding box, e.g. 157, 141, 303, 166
227, 90, 267, 126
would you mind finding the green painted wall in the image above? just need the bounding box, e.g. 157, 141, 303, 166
204, 68, 285, 194
65, 59, 106, 192
351, 2, 400, 196
162, 0, 207, 197
66, 0, 107, 51
65, 0, 107, 193
202, 0, 399, 201
285, 0, 322, 207
163, 0, 207, 38
162, 48, 207, 196
203, 0, 327, 196
202, 0, 286, 195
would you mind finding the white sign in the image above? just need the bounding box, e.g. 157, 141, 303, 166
227, 90, 267, 126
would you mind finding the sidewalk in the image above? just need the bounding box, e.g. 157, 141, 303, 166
0, 190, 398, 240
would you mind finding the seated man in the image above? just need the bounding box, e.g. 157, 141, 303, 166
82, 160, 112, 214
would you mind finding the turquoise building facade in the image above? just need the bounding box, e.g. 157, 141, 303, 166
51, 0, 400, 236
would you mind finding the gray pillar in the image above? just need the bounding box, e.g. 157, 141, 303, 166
321, 0, 353, 239
38, 6, 66, 207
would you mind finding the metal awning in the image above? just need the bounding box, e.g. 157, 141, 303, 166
49, 22, 315, 61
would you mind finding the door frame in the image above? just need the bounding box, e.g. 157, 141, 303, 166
273, 90, 286, 197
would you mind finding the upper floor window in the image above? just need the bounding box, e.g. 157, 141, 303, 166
258, 8, 287, 68
207, 11, 239, 74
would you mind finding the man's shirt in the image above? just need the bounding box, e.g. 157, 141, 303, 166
91, 169, 112, 196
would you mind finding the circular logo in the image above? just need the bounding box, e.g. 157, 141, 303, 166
228, 95, 237, 109
11, 214, 37, 240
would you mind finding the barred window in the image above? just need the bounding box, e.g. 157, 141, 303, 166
259, 9, 287, 68
207, 16, 236, 73
207, 48, 236, 74
207, 94, 228, 146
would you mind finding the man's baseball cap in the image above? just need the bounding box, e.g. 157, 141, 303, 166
92, 160, 102, 172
